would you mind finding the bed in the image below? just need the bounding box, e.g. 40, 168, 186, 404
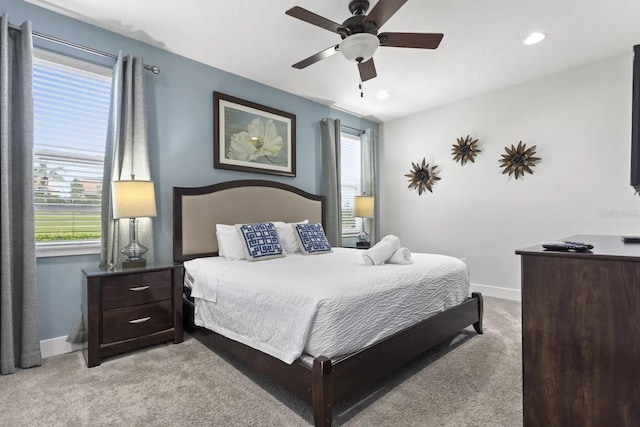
173, 179, 483, 426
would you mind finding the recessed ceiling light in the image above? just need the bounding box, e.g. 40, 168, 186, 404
377, 90, 391, 99
523, 32, 546, 45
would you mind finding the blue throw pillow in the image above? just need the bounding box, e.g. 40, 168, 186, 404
294, 223, 332, 255
236, 222, 284, 261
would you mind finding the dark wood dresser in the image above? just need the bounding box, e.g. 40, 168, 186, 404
82, 263, 184, 367
516, 235, 639, 427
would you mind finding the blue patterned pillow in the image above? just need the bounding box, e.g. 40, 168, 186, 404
294, 223, 332, 255
235, 222, 284, 261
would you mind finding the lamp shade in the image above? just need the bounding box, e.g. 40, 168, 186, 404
112, 180, 157, 219
339, 33, 379, 63
354, 196, 374, 218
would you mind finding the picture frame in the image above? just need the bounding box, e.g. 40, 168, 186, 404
213, 91, 296, 177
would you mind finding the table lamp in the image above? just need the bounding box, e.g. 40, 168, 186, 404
112, 178, 157, 268
354, 195, 374, 248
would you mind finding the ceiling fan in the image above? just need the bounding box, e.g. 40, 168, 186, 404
285, 0, 443, 82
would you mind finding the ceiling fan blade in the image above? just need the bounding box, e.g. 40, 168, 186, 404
358, 58, 377, 82
362, 0, 408, 29
379, 32, 444, 49
286, 6, 344, 33
292, 45, 340, 69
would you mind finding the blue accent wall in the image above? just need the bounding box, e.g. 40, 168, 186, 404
36, 254, 99, 340
4, 0, 378, 340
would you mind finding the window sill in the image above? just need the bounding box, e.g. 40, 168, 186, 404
36, 241, 101, 258
342, 232, 360, 238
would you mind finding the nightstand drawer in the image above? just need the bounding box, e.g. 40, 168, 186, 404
102, 270, 172, 309
102, 300, 173, 344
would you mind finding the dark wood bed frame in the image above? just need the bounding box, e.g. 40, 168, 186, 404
173, 180, 483, 426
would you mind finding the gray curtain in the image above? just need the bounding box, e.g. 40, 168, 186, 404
100, 53, 154, 269
0, 15, 42, 374
320, 118, 342, 247
361, 129, 378, 244
65, 314, 86, 344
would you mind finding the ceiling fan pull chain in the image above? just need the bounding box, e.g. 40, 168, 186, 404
359, 81, 364, 98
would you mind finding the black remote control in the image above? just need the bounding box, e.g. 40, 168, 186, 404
562, 240, 594, 250
542, 241, 593, 252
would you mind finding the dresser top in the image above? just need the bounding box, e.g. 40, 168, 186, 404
516, 234, 640, 261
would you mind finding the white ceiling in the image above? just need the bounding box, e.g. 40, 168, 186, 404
27, 0, 640, 122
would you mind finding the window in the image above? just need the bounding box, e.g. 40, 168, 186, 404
340, 132, 362, 236
32, 50, 112, 255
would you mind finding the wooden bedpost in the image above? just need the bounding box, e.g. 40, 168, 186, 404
312, 356, 333, 427
472, 292, 484, 334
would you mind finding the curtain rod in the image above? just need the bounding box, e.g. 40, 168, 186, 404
8, 23, 160, 74
340, 123, 365, 134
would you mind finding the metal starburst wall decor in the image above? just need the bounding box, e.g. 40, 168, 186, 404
452, 135, 481, 165
405, 158, 441, 195
499, 141, 541, 179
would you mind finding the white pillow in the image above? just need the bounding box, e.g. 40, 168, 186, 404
215, 224, 245, 260
215, 231, 226, 257
273, 220, 308, 253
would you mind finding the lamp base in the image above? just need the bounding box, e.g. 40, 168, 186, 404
120, 217, 149, 269
357, 223, 370, 246
356, 241, 370, 249
122, 259, 146, 269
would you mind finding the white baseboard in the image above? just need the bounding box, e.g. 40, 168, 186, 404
470, 283, 521, 302
40, 336, 82, 359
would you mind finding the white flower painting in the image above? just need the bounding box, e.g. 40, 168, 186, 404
214, 92, 296, 177
227, 117, 284, 162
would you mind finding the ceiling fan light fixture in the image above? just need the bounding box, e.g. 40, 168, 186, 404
339, 33, 379, 63
523, 32, 546, 45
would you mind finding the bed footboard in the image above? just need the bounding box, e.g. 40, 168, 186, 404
329, 293, 483, 405
472, 292, 484, 334
312, 357, 333, 427
188, 292, 483, 427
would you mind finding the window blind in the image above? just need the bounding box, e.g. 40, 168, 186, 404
340, 133, 362, 235
33, 56, 112, 243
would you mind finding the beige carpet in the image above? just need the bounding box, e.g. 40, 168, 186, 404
0, 297, 522, 426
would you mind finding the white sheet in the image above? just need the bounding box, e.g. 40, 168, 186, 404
184, 248, 470, 364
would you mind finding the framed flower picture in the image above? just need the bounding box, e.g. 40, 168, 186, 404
213, 92, 296, 177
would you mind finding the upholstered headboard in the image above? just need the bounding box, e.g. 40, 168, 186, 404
173, 180, 325, 262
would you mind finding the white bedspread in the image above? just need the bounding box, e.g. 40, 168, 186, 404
184, 248, 469, 364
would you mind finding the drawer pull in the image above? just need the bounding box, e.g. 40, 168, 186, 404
129, 317, 151, 324
129, 286, 150, 292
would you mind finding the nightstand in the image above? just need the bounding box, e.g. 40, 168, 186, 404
81, 263, 184, 367
344, 242, 370, 249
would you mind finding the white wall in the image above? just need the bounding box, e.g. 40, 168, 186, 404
380, 53, 639, 295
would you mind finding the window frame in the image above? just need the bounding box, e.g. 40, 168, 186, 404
339, 131, 363, 237
33, 49, 111, 258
